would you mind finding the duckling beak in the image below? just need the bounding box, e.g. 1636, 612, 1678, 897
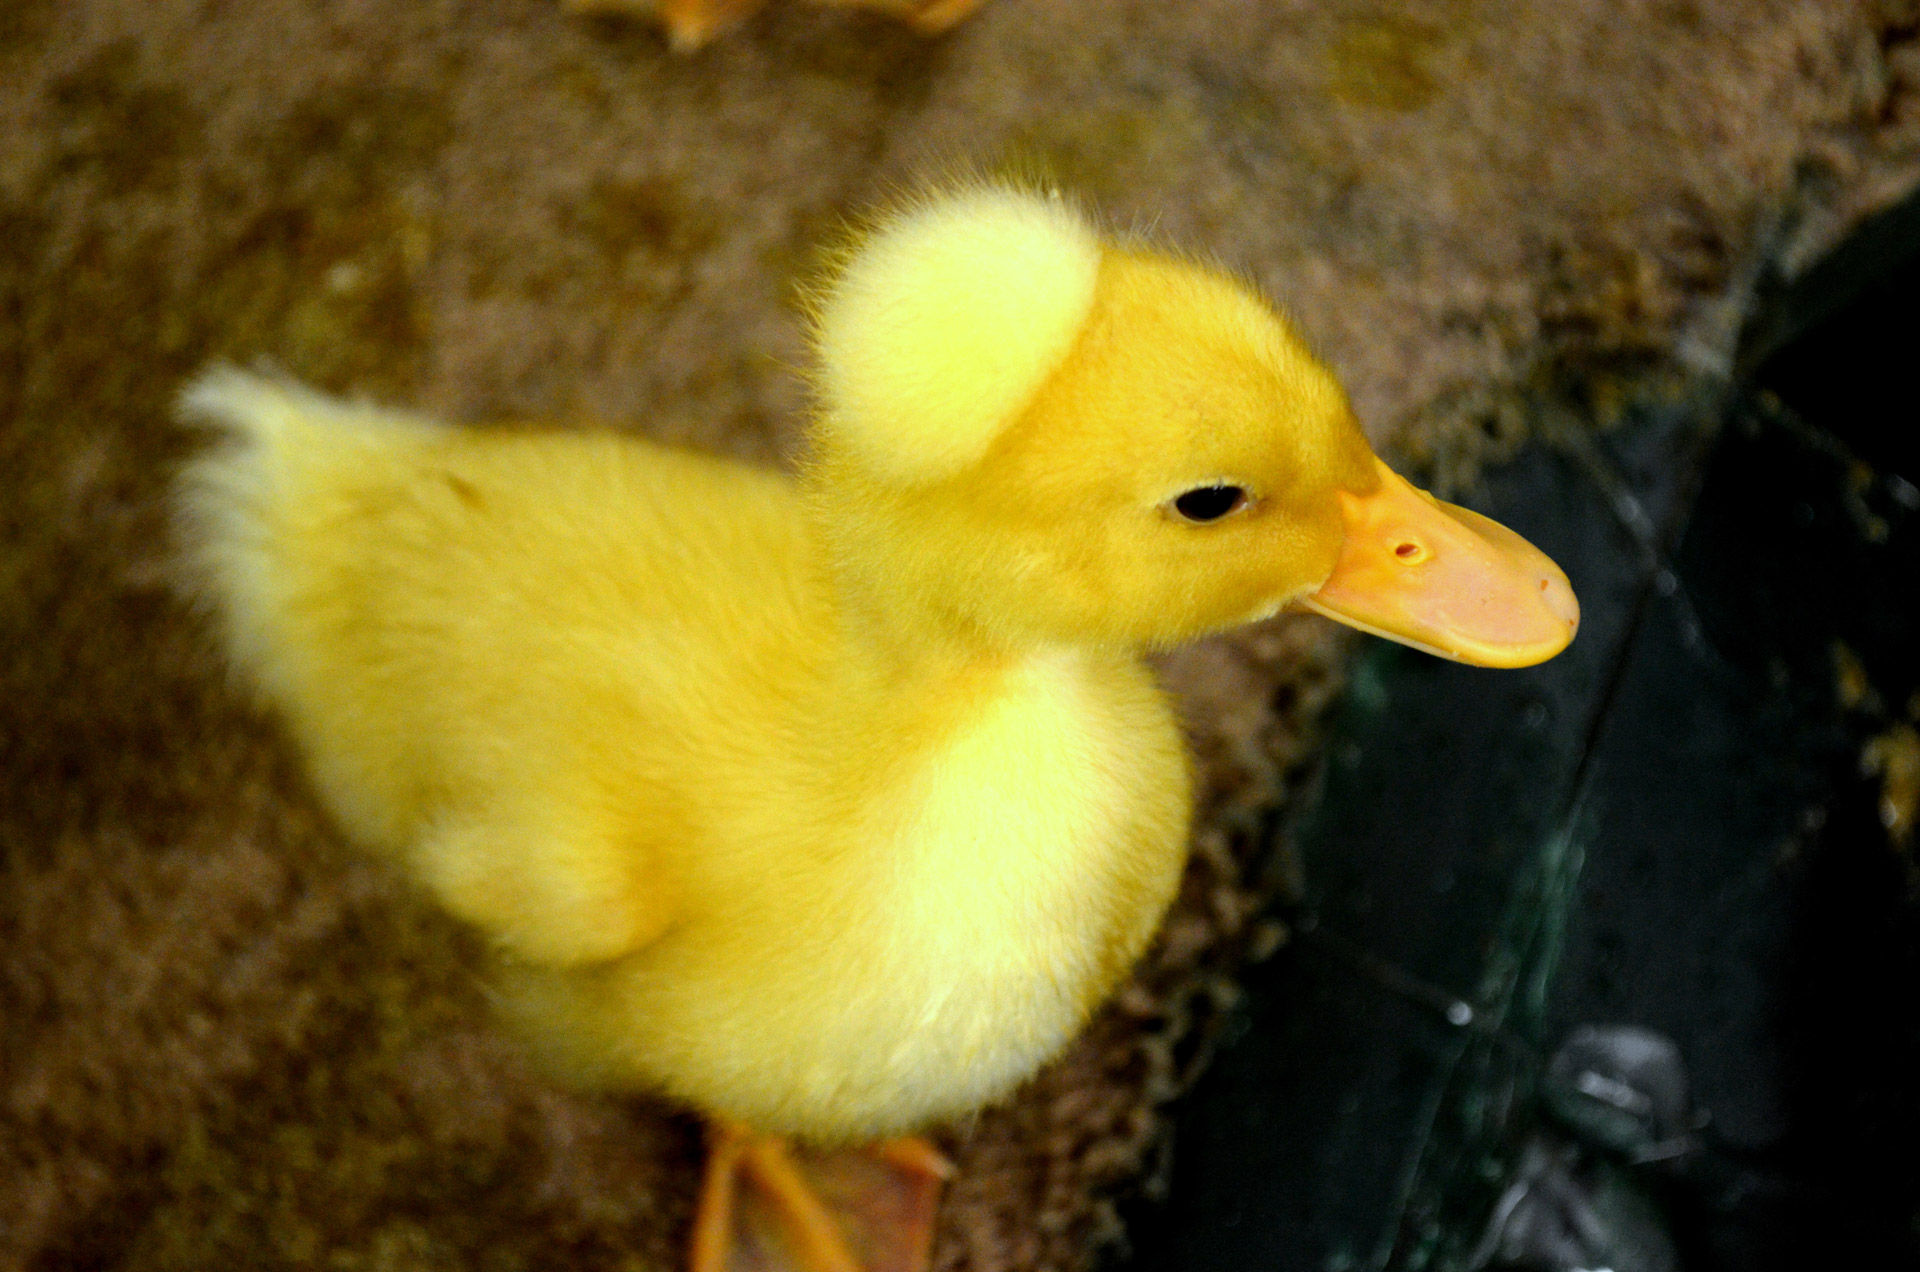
1299, 458, 1579, 668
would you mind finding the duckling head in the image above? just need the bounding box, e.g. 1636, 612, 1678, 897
808, 186, 1577, 666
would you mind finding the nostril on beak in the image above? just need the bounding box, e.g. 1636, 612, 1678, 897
1393, 541, 1429, 564
1539, 573, 1581, 628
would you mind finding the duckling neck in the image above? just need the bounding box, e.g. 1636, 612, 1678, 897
795, 471, 1147, 784
829, 573, 1025, 689
799, 456, 1084, 685
794, 559, 1094, 836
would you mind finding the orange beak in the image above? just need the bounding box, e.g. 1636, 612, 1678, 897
1299, 457, 1579, 668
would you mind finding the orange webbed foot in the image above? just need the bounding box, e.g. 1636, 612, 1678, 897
691, 1121, 951, 1272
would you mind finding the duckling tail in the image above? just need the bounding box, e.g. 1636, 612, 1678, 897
172, 367, 438, 700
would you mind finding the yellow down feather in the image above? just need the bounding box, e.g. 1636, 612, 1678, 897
174, 186, 1378, 1141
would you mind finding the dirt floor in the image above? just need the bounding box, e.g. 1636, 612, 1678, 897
1, 1, 1916, 1269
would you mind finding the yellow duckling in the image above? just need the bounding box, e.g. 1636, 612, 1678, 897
175, 186, 1576, 1272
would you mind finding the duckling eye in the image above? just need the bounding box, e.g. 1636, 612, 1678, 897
1171, 485, 1247, 523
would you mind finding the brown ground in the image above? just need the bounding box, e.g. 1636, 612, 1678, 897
2, 2, 1916, 1269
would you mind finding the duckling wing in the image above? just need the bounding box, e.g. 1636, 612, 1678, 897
176, 370, 819, 965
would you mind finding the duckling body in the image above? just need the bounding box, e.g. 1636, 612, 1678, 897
180, 374, 1187, 1141
179, 186, 1576, 1271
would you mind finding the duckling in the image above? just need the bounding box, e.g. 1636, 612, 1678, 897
564, 0, 985, 53
175, 185, 1577, 1272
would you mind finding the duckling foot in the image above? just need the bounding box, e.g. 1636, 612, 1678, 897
690, 1121, 952, 1272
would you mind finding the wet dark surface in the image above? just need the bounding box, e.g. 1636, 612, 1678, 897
1123, 192, 1920, 1271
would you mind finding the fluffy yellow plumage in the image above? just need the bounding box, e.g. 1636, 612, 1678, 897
813, 187, 1102, 485
176, 184, 1575, 1270
182, 357, 1187, 1138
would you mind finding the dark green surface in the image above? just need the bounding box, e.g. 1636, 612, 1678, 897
1126, 191, 1920, 1271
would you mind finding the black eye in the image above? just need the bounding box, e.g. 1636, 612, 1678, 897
1172, 485, 1247, 523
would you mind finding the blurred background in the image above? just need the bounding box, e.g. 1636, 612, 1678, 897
1, 2, 1915, 1269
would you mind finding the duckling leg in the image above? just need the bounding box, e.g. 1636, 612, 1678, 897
689, 1123, 751, 1272
689, 1121, 952, 1272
